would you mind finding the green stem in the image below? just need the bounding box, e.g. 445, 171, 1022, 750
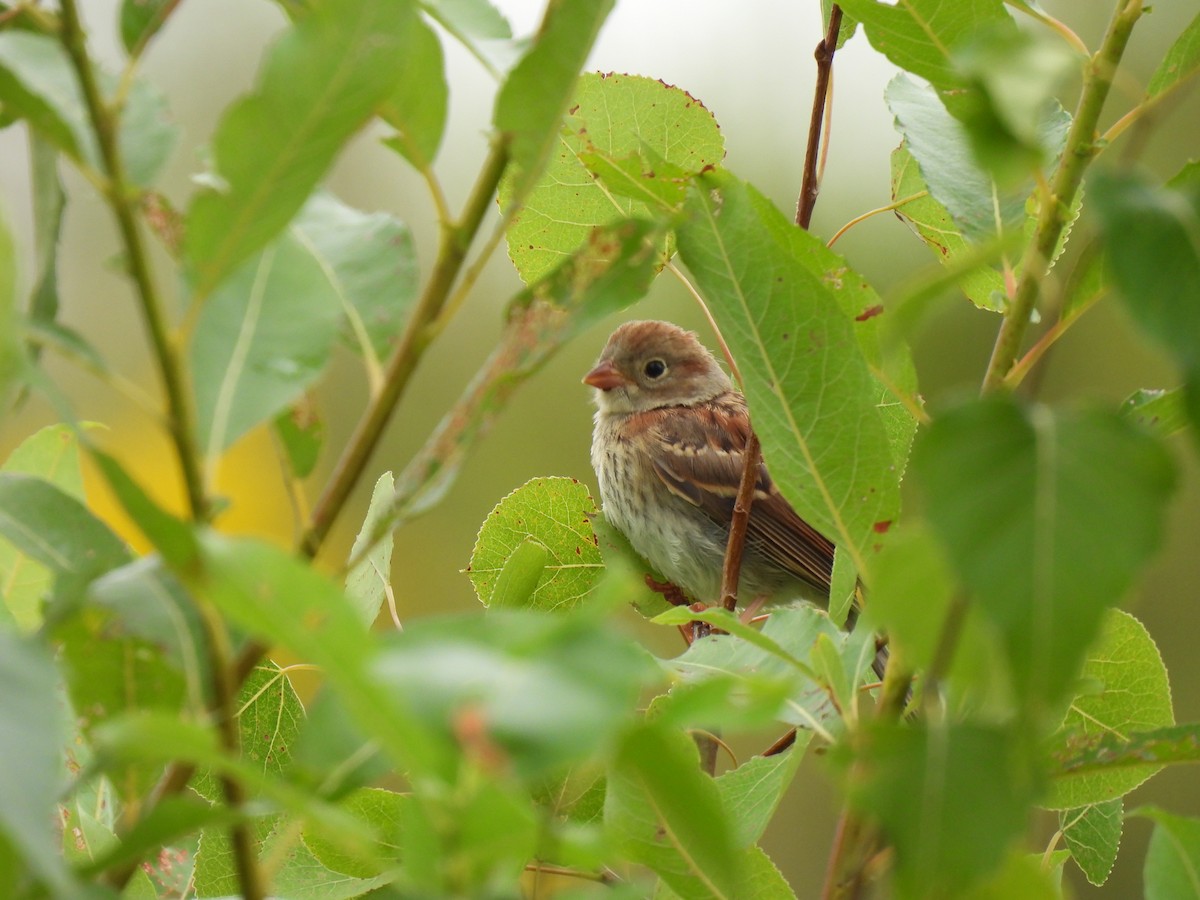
981, 0, 1143, 394
301, 135, 511, 558
195, 602, 267, 900
58, 0, 208, 521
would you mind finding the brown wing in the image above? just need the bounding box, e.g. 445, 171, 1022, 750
639, 393, 835, 594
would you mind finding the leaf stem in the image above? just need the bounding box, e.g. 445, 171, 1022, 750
981, 0, 1143, 394
301, 135, 511, 557
58, 0, 208, 521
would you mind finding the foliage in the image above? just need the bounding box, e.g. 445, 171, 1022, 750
0, 1, 1198, 898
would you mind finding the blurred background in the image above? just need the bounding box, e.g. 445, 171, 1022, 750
1, 1, 1197, 894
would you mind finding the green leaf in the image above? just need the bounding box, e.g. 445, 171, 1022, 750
0, 472, 129, 615
1046, 610, 1174, 808
1092, 170, 1200, 362
868, 522, 1009, 713
379, 15, 448, 170
494, 0, 615, 205
88, 557, 208, 703
57, 602, 187, 798
605, 723, 744, 899
93, 712, 377, 864
0, 631, 75, 895
502, 72, 724, 283
394, 218, 665, 525
87, 448, 197, 567
891, 142, 1007, 312
273, 398, 324, 479
303, 787, 406, 879
184, 0, 423, 297
1147, 12, 1200, 100
467, 477, 604, 612
290, 191, 418, 366
848, 722, 1041, 899
0, 189, 23, 413
190, 232, 342, 457
0, 33, 176, 186
887, 73, 1025, 242
119, 73, 177, 187
0, 33, 90, 164
119, 0, 181, 56
1121, 388, 1189, 439
836, 0, 1014, 93
0, 424, 88, 631
291, 687, 389, 798
190, 532, 448, 778
265, 821, 393, 900
949, 25, 1075, 181
958, 850, 1060, 899
1061, 798, 1122, 887
488, 538, 549, 609
912, 398, 1176, 716
345, 470, 395, 626
668, 605, 866, 733
1140, 806, 1200, 900
822, 0, 859, 50
27, 136, 65, 355
1092, 170, 1200, 435
456, 780, 540, 888
740, 845, 798, 899
419, 0, 513, 77
373, 610, 657, 779
714, 747, 806, 848
1052, 724, 1200, 783
75, 794, 231, 880
677, 172, 899, 574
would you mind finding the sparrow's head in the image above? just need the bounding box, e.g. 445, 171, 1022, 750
584, 320, 733, 414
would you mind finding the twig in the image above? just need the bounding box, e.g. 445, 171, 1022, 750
796, 5, 843, 228
720, 431, 761, 611
981, 0, 1144, 394
58, 0, 208, 522
301, 135, 510, 557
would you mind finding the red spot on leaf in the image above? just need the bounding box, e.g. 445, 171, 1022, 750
856, 304, 884, 322
873, 520, 893, 534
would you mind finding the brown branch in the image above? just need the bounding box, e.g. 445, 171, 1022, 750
720, 431, 761, 611
796, 5, 843, 228
719, 5, 843, 615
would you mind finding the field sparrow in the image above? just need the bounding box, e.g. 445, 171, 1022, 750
584, 319, 835, 608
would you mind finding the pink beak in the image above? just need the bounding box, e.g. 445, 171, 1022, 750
583, 359, 629, 391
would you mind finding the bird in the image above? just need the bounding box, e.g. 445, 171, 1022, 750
583, 319, 837, 612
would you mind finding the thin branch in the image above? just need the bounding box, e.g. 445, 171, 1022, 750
720, 431, 761, 612
58, 0, 208, 522
981, 0, 1144, 394
796, 5, 843, 228
301, 135, 511, 558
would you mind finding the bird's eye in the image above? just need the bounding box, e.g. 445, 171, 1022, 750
643, 358, 667, 379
